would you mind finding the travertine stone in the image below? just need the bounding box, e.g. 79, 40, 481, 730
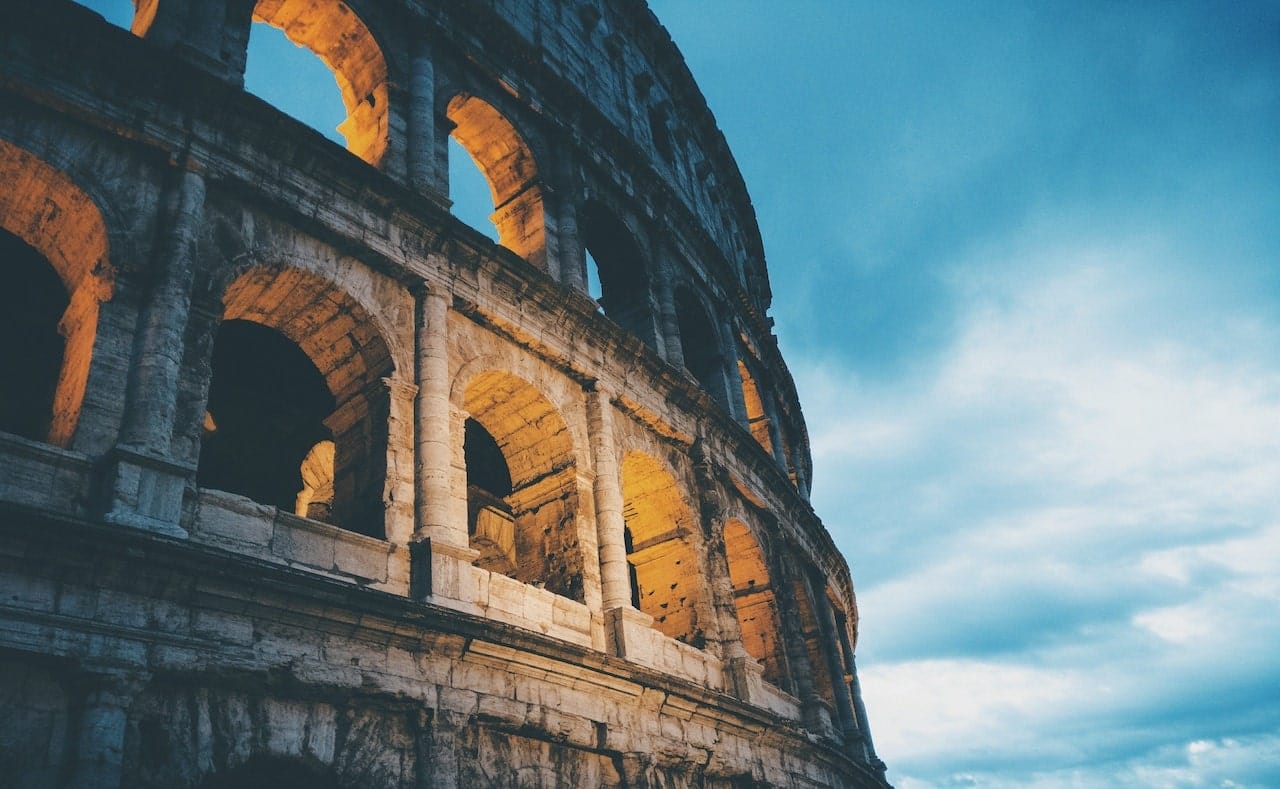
0, 0, 887, 785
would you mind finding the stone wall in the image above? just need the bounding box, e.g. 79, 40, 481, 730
0, 1, 888, 786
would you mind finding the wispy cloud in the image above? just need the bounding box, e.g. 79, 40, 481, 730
798, 226, 1280, 785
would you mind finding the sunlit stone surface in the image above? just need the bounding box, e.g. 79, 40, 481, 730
0, 0, 888, 785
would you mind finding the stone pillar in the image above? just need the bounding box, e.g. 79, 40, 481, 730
773, 552, 828, 733
412, 287, 475, 600
585, 385, 630, 612
558, 197, 587, 293
719, 322, 750, 427
834, 617, 884, 769
654, 248, 684, 369
407, 41, 444, 195
690, 439, 739, 665
760, 389, 790, 468
382, 376, 419, 547
67, 671, 146, 789
105, 165, 205, 536
808, 571, 861, 746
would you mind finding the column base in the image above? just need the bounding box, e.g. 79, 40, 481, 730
604, 606, 655, 660
102, 446, 192, 539
410, 537, 481, 604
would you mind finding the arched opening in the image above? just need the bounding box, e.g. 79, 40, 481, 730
462, 370, 582, 601
791, 574, 838, 710
578, 201, 653, 341
724, 520, 786, 687
620, 451, 705, 648
0, 140, 112, 448
200, 266, 395, 538
674, 288, 728, 410
736, 358, 773, 453
244, 19, 346, 148
199, 320, 334, 513
448, 136, 500, 244
464, 416, 515, 573
248, 0, 389, 166
0, 230, 68, 441
446, 95, 545, 268
73, 0, 134, 30
200, 756, 344, 789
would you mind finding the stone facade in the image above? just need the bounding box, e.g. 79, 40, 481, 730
0, 0, 890, 786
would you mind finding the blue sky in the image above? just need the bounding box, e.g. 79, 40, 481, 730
646, 2, 1280, 786
79, 2, 1280, 786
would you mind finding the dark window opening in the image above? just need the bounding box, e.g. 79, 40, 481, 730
623, 525, 641, 609
0, 229, 67, 442
675, 289, 727, 409
200, 756, 344, 789
465, 417, 513, 513
465, 416, 517, 574
198, 320, 335, 514
579, 202, 651, 341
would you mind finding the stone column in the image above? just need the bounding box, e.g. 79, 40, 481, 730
558, 197, 587, 293
654, 248, 684, 369
834, 616, 884, 769
761, 389, 790, 468
807, 570, 861, 746
412, 287, 475, 599
718, 321, 750, 427
689, 439, 738, 662
106, 164, 205, 536
382, 376, 419, 547
585, 385, 630, 612
773, 552, 828, 733
407, 41, 443, 195
67, 671, 146, 789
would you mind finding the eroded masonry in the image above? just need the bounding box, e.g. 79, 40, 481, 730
0, 1, 890, 786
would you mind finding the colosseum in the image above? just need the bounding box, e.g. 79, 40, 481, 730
0, 0, 890, 786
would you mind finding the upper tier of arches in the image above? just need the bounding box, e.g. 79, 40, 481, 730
80, 0, 812, 491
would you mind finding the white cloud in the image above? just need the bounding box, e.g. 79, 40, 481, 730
795, 228, 1280, 786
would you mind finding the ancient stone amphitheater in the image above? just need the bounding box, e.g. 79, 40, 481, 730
0, 1, 889, 786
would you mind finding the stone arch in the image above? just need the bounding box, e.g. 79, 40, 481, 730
790, 569, 838, 711
0, 139, 113, 447
200, 264, 396, 538
460, 368, 584, 601
736, 355, 773, 454
620, 451, 706, 647
578, 200, 654, 342
724, 519, 787, 687
250, 0, 390, 166
446, 94, 546, 268
674, 286, 730, 410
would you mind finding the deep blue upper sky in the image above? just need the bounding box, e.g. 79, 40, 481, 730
77, 2, 1280, 786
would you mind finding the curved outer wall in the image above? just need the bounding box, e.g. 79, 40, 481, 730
0, 0, 889, 786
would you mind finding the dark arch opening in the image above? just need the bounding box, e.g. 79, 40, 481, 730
0, 229, 68, 441
674, 289, 728, 409
198, 320, 335, 512
462, 370, 583, 600
579, 202, 652, 342
200, 755, 344, 789
465, 417, 512, 497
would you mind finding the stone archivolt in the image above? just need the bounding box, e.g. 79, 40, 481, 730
0, 0, 888, 786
